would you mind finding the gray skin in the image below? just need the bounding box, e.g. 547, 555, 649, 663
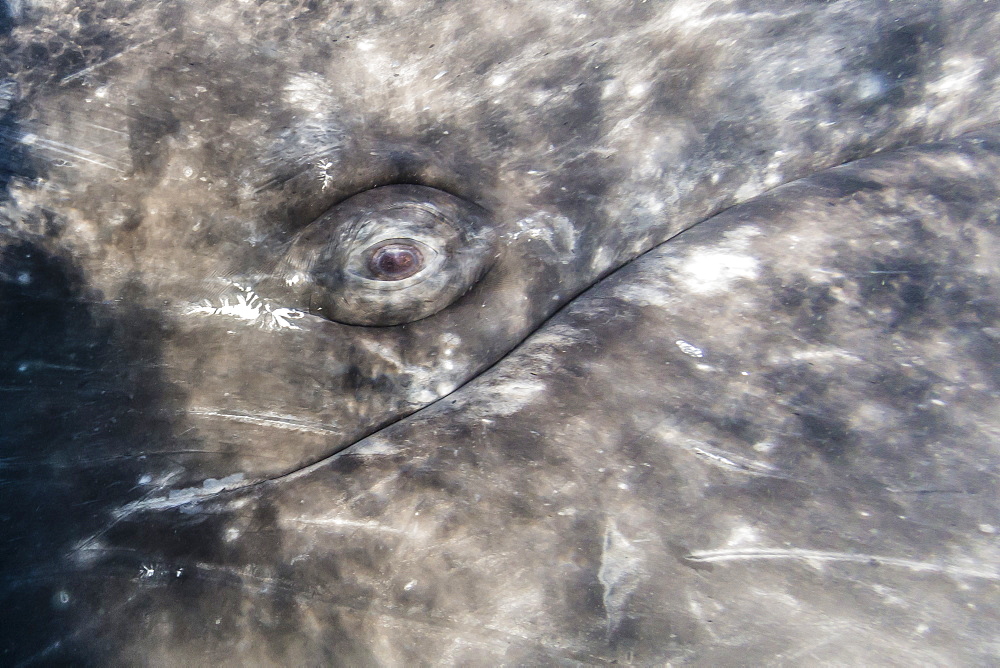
1, 0, 999, 664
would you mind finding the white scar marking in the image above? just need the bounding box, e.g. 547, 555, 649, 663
185, 409, 340, 435
675, 227, 762, 295
186, 284, 304, 331
686, 548, 999, 580
598, 521, 643, 636
113, 473, 247, 516
287, 517, 405, 535
678, 249, 758, 295
60, 33, 169, 84
675, 340, 703, 357
316, 159, 335, 190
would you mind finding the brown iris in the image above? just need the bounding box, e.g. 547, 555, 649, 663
367, 242, 424, 280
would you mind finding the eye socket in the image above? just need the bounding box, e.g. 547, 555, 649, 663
274, 185, 497, 326
364, 240, 425, 281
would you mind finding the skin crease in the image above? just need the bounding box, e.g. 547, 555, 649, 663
1, 0, 1000, 664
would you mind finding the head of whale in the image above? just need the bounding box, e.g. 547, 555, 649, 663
2, 0, 1000, 663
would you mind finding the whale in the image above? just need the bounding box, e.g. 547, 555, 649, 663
2, 0, 1000, 664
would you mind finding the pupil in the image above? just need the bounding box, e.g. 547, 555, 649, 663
368, 243, 422, 280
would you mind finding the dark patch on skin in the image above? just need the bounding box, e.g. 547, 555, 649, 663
0, 82, 38, 201
648, 41, 721, 117
844, 14, 946, 113
762, 363, 859, 462
348, 491, 389, 518
0, 238, 197, 664
710, 414, 764, 447
964, 326, 1000, 390
399, 462, 458, 494
869, 367, 935, 412
494, 426, 548, 462
703, 120, 758, 163
924, 176, 996, 223
856, 257, 942, 332
866, 17, 945, 85
126, 100, 180, 179
773, 278, 839, 342
738, 476, 813, 505
608, 614, 644, 655
564, 568, 607, 633
810, 171, 887, 198
795, 410, 858, 463
328, 453, 366, 476
0, 1, 13, 36
526, 54, 609, 149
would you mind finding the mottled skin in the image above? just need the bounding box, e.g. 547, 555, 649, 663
1, 0, 1000, 664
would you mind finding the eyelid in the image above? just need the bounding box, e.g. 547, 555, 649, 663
273, 184, 497, 326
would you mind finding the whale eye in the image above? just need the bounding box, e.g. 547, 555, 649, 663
364, 240, 426, 281
275, 185, 496, 326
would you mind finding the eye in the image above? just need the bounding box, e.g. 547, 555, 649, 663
275, 185, 497, 326
364, 240, 426, 281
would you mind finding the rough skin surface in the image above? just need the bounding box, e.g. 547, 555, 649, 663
1, 0, 999, 665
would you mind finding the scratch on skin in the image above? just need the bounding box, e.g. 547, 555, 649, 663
287, 517, 406, 535
597, 521, 642, 638
111, 473, 248, 517
186, 408, 341, 436
14, 131, 125, 171
60, 34, 172, 85
675, 439, 798, 481
685, 548, 999, 580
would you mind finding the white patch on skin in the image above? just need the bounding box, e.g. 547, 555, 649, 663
350, 438, 401, 457
186, 284, 305, 331
733, 179, 764, 202
928, 57, 982, 97
685, 548, 1000, 580
506, 214, 579, 260
627, 82, 648, 98
316, 159, 335, 190
675, 228, 761, 295
725, 523, 760, 547
614, 280, 673, 308
465, 378, 547, 417
589, 245, 614, 274
675, 340, 704, 358
283, 72, 337, 115
288, 516, 405, 535
412, 388, 439, 404
185, 408, 340, 436
671, 435, 786, 479
598, 521, 643, 637
855, 72, 889, 101
115, 473, 246, 516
